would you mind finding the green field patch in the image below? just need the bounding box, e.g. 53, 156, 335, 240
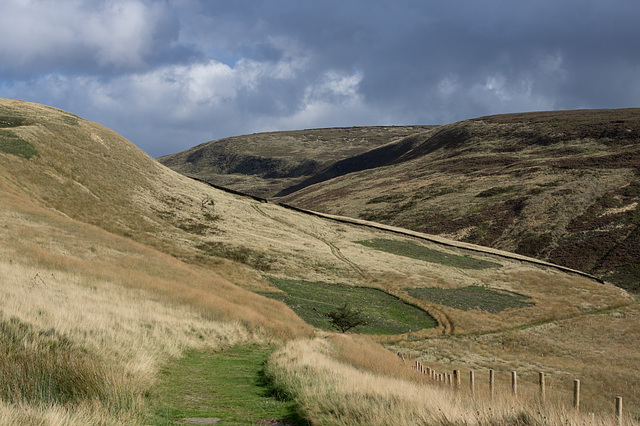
356, 239, 501, 270
148, 345, 306, 425
408, 286, 533, 313
262, 278, 437, 334
0, 129, 37, 159
0, 115, 28, 128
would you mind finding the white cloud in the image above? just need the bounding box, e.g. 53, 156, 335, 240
304, 70, 363, 102
0, 0, 172, 71
82, 1, 159, 68
2, 0, 639, 157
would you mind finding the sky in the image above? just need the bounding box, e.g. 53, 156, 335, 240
1, 1, 639, 157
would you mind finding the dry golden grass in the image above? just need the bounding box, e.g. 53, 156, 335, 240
266, 335, 636, 425
0, 258, 262, 422
390, 300, 640, 421
0, 146, 311, 422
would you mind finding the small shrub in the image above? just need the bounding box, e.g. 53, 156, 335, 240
326, 303, 368, 333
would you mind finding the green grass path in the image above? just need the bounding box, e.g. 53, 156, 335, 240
148, 345, 306, 425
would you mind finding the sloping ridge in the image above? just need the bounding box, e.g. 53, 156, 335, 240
275, 132, 429, 197
191, 174, 605, 285
158, 125, 434, 198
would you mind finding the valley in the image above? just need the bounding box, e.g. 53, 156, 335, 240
1, 98, 638, 424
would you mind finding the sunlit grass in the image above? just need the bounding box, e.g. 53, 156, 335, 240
266, 336, 634, 425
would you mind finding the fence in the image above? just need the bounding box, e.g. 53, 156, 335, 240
398, 352, 632, 425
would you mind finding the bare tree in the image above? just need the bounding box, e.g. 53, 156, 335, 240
327, 302, 368, 333
201, 197, 215, 210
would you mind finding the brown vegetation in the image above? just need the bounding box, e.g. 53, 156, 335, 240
272, 109, 640, 292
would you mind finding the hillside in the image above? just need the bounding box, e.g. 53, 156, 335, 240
157, 125, 432, 198
161, 109, 640, 292
1, 99, 638, 424
277, 109, 640, 292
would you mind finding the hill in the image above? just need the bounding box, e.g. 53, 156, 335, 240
157, 125, 432, 198
1, 99, 638, 424
162, 109, 640, 292
278, 109, 640, 292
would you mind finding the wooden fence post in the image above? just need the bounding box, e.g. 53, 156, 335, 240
470, 370, 475, 396
539, 372, 545, 403
511, 371, 517, 397
573, 379, 580, 411
489, 370, 495, 399
615, 396, 622, 425
447, 373, 452, 387
453, 370, 460, 389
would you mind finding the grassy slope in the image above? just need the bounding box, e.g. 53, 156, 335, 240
276, 109, 640, 292
1, 99, 638, 424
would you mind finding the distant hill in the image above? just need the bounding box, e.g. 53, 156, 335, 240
157, 126, 433, 198
162, 109, 640, 292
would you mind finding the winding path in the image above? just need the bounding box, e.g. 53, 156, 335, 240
252, 204, 369, 279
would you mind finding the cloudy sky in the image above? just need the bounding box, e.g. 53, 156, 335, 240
1, 0, 639, 157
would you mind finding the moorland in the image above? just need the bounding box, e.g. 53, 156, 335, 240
2, 98, 639, 425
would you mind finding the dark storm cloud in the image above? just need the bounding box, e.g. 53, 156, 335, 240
1, 0, 638, 157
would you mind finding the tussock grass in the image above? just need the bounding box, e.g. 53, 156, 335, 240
266, 336, 634, 425
0, 257, 273, 423
0, 315, 124, 407
0, 185, 310, 423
